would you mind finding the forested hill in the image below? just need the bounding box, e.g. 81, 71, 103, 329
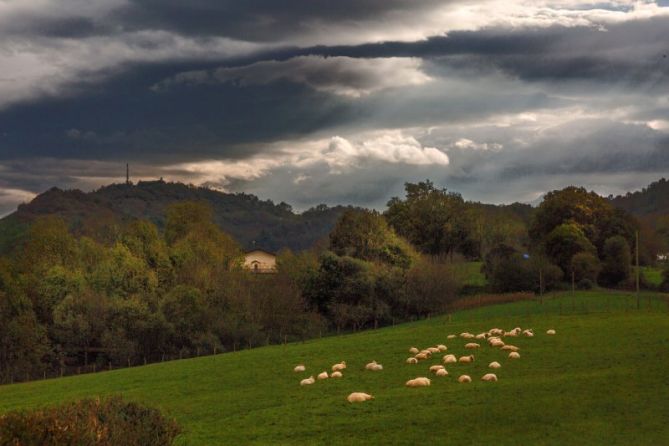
0, 180, 350, 253
610, 178, 669, 217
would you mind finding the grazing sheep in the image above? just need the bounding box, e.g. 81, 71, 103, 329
415, 352, 430, 361
481, 373, 498, 382
331, 371, 343, 378
300, 376, 315, 386
508, 352, 520, 359
488, 361, 501, 369
458, 375, 472, 383
294, 364, 306, 373
437, 344, 448, 352
460, 332, 475, 339
475, 333, 487, 340
317, 371, 329, 380
547, 329, 556, 335
332, 361, 347, 372
504, 330, 518, 337
406, 357, 418, 364
427, 347, 440, 354
465, 342, 480, 349
366, 361, 383, 371
347, 392, 374, 403
488, 328, 504, 336
447, 334, 457, 339
522, 329, 534, 337
429, 364, 445, 373
501, 345, 519, 352
435, 368, 449, 377
443, 354, 457, 364
405, 377, 431, 387
458, 355, 475, 363
490, 339, 505, 347
409, 347, 420, 355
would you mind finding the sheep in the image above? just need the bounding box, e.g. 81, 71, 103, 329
435, 368, 448, 377
465, 342, 480, 349
427, 347, 440, 354
347, 392, 374, 403
317, 371, 329, 380
508, 352, 520, 359
488, 361, 501, 369
331, 371, 343, 378
294, 364, 306, 373
501, 345, 519, 352
406, 357, 418, 364
522, 329, 534, 337
460, 332, 475, 339
409, 347, 420, 355
300, 376, 315, 386
458, 375, 472, 383
458, 355, 475, 363
429, 364, 445, 373
504, 330, 519, 337
436, 344, 448, 352
332, 361, 347, 372
547, 329, 556, 335
489, 338, 505, 347
405, 377, 431, 387
365, 361, 383, 371
481, 373, 498, 382
415, 352, 430, 361
447, 334, 457, 339
442, 354, 457, 364
488, 328, 504, 336
475, 333, 487, 340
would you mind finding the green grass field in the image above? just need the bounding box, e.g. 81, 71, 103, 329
1, 291, 668, 445
641, 266, 664, 287
453, 261, 486, 287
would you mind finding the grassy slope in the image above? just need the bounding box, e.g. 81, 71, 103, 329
1, 291, 668, 445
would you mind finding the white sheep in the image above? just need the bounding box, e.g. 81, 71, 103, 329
475, 333, 487, 340
427, 347, 440, 354
481, 373, 498, 382
347, 392, 374, 403
501, 345, 519, 352
409, 347, 420, 355
435, 368, 449, 377
317, 371, 329, 380
365, 361, 383, 371
436, 344, 448, 352
522, 329, 534, 337
406, 357, 418, 364
300, 376, 315, 386
488, 361, 501, 369
294, 364, 306, 373
460, 332, 475, 339
465, 342, 480, 349
447, 334, 457, 339
331, 371, 343, 378
488, 328, 504, 336
458, 355, 475, 363
332, 361, 347, 372
547, 329, 556, 335
490, 339, 505, 347
405, 377, 431, 387
508, 352, 520, 359
458, 375, 472, 383
442, 354, 457, 364
429, 364, 445, 373
415, 352, 431, 360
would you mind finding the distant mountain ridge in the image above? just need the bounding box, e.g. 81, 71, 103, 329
610, 178, 669, 217
0, 180, 350, 253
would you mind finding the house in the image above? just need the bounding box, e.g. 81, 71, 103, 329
244, 249, 277, 273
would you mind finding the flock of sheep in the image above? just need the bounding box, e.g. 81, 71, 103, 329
295, 327, 557, 403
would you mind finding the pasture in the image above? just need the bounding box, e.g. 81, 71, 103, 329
1, 291, 668, 445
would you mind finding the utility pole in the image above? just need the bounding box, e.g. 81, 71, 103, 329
126, 163, 130, 185
539, 268, 544, 305
636, 230, 640, 310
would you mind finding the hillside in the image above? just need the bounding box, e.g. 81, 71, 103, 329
610, 178, 669, 217
0, 180, 350, 253
0, 291, 667, 445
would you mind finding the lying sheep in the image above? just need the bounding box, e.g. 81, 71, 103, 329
460, 332, 475, 339
415, 352, 431, 360
435, 368, 449, 377
547, 329, 556, 335
522, 329, 534, 337
481, 373, 498, 382
406, 357, 418, 364
300, 376, 315, 386
475, 333, 487, 340
317, 371, 329, 380
447, 334, 457, 339
501, 345, 519, 352
488, 361, 501, 369
458, 355, 475, 363
465, 342, 480, 349
347, 392, 374, 403
294, 364, 306, 373
488, 328, 504, 336
442, 354, 457, 364
436, 344, 448, 352
409, 347, 420, 355
429, 364, 445, 373
332, 361, 347, 372
331, 371, 343, 378
365, 361, 383, 371
427, 347, 440, 354
508, 352, 520, 359
406, 377, 431, 387
458, 375, 472, 383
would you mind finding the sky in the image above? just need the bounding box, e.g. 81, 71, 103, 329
0, 0, 668, 215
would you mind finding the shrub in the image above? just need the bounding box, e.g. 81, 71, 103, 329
577, 278, 595, 290
570, 252, 601, 284
599, 236, 631, 287
0, 396, 180, 446
661, 268, 669, 292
